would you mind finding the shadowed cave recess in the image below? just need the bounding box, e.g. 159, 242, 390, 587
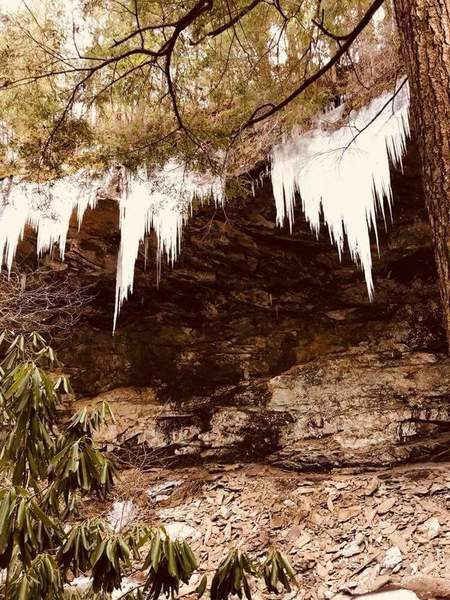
18, 143, 450, 471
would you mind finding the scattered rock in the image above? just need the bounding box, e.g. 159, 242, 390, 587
377, 498, 397, 515
108, 500, 137, 531
382, 546, 403, 571
364, 478, 380, 496
96, 463, 450, 599
147, 480, 183, 501
418, 516, 440, 540
357, 591, 419, 600
164, 522, 201, 540
341, 539, 363, 558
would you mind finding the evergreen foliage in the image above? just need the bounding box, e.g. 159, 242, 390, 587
0, 331, 296, 598
0, 0, 395, 179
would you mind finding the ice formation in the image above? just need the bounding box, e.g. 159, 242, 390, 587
0, 85, 409, 329
113, 161, 224, 330
0, 162, 223, 331
271, 81, 410, 297
0, 174, 99, 271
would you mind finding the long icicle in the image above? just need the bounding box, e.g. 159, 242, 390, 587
112, 161, 224, 331
271, 81, 410, 297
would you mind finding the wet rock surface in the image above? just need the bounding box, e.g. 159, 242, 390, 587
22, 144, 449, 469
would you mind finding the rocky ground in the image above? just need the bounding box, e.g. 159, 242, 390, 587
75, 461, 450, 599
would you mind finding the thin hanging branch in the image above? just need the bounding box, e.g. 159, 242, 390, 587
236, 0, 385, 133
1, 0, 386, 169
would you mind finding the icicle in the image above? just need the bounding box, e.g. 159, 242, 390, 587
0, 173, 99, 273
271, 82, 410, 297
112, 160, 224, 331
0, 162, 222, 332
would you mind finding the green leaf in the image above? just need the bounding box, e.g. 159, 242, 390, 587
195, 574, 208, 598
243, 575, 252, 600
166, 539, 178, 579
18, 575, 29, 600
30, 500, 59, 531
91, 540, 106, 566
150, 531, 161, 570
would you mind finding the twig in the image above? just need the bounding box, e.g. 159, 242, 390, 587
236, 0, 385, 133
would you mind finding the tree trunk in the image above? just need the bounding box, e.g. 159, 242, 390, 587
394, 0, 450, 351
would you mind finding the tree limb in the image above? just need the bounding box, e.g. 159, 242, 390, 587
237, 0, 385, 133
190, 0, 263, 45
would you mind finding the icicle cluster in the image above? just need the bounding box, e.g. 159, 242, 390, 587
0, 162, 223, 330
0, 174, 99, 271
113, 160, 224, 330
0, 85, 409, 330
271, 82, 410, 297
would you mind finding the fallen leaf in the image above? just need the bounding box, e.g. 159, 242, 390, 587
327, 495, 335, 513
389, 532, 409, 554
270, 515, 284, 529
377, 497, 396, 515
316, 563, 329, 579
296, 531, 312, 549
364, 478, 380, 496
338, 507, 361, 522
364, 506, 377, 525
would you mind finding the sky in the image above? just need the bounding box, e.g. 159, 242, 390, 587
0, 0, 24, 14
0, 0, 94, 50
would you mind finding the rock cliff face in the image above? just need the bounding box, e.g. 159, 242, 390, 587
24, 144, 450, 469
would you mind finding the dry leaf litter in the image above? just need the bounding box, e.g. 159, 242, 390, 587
77, 462, 450, 599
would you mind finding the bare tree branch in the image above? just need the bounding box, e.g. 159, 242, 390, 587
339, 76, 408, 154
236, 0, 385, 133
0, 0, 389, 174
190, 0, 263, 45
0, 269, 94, 340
